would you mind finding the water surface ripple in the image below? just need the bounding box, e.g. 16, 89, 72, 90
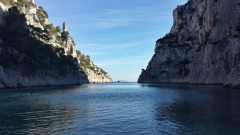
0, 83, 240, 134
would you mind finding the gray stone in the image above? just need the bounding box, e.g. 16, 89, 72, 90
0, 2, 113, 89
63, 22, 67, 32
138, 0, 240, 89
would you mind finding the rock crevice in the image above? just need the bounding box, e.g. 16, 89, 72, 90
138, 0, 240, 89
0, 1, 113, 89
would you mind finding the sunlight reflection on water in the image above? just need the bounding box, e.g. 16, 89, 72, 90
0, 83, 240, 134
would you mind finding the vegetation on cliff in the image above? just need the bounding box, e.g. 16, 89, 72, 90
0, 0, 110, 83
0, 0, 15, 6
138, 0, 240, 89
0, 6, 78, 75
78, 54, 108, 76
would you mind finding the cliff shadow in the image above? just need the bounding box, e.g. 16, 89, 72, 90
153, 85, 240, 134
0, 6, 89, 85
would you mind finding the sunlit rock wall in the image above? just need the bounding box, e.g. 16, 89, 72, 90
138, 0, 240, 89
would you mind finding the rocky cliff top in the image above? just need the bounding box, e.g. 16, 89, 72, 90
0, 0, 113, 88
138, 0, 240, 89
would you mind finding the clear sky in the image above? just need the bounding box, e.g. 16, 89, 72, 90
35, 0, 187, 82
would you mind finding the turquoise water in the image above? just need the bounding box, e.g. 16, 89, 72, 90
0, 83, 240, 134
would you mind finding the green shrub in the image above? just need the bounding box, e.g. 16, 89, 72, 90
56, 26, 61, 32
45, 24, 58, 36
29, 25, 42, 33
76, 50, 81, 57
0, 0, 15, 6
100, 68, 107, 75
0, 7, 78, 75
61, 31, 69, 40
45, 23, 53, 30
36, 6, 49, 26
38, 6, 48, 18
89, 66, 97, 73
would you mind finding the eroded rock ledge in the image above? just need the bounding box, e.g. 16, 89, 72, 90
0, 0, 113, 89
138, 0, 240, 89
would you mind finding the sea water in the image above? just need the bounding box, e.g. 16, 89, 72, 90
0, 83, 240, 134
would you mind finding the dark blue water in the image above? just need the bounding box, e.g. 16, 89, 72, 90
0, 83, 240, 135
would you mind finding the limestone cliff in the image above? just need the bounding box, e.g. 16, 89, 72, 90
0, 0, 112, 88
78, 54, 113, 83
138, 0, 240, 89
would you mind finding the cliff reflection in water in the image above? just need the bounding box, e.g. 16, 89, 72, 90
151, 84, 240, 134
0, 86, 91, 135
1, 83, 240, 134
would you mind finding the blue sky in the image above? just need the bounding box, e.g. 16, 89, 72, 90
35, 0, 187, 82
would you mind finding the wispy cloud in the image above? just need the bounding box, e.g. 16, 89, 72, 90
93, 30, 163, 40
50, 17, 69, 20
94, 56, 150, 66
39, 5, 59, 8
51, 7, 172, 29
84, 52, 105, 55
76, 43, 139, 55
75, 17, 168, 22
76, 37, 155, 52
89, 21, 131, 29
101, 9, 171, 15
76, 43, 138, 49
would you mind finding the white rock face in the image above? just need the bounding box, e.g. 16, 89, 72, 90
0, 65, 88, 88
21, 3, 45, 29
0, 1, 113, 88
138, 0, 240, 89
65, 37, 77, 57
86, 69, 113, 83
0, 47, 89, 89
15, 0, 35, 4
76, 54, 113, 83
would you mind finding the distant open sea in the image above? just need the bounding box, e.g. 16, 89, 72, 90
0, 83, 240, 134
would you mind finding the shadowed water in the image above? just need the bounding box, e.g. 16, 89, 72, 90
0, 83, 240, 134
